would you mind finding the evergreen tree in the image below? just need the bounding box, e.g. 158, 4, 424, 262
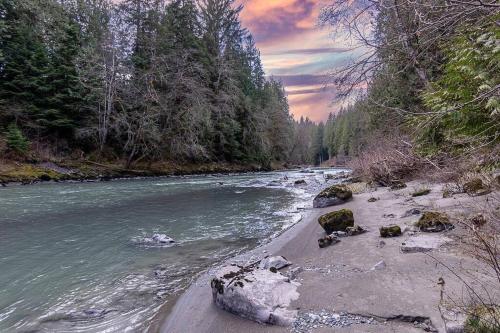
6, 123, 29, 154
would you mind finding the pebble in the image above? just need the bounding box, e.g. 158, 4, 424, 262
292, 310, 376, 332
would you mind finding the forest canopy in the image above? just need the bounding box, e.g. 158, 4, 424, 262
0, 0, 320, 167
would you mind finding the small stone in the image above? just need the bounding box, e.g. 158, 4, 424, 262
318, 235, 340, 248
401, 208, 423, 218
371, 260, 386, 270
379, 225, 402, 237
469, 214, 487, 227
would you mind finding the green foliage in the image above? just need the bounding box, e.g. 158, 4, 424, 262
420, 16, 500, 151
0, 0, 295, 166
6, 123, 29, 154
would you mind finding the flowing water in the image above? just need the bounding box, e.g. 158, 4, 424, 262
0, 168, 346, 332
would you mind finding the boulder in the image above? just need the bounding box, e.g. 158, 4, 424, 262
379, 225, 402, 237
210, 264, 299, 326
313, 185, 352, 208
415, 212, 454, 232
401, 234, 451, 253
318, 209, 354, 234
367, 197, 378, 202
258, 256, 291, 271
318, 235, 340, 248
294, 179, 307, 185
463, 178, 491, 196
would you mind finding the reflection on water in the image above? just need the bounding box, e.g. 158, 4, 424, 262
0, 168, 346, 332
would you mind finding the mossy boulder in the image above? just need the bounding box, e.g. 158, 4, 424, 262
313, 185, 352, 208
318, 209, 354, 234
415, 211, 453, 232
379, 225, 402, 237
463, 178, 490, 196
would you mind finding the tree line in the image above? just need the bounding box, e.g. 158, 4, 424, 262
0, 0, 314, 167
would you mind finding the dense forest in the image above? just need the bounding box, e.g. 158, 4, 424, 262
0, 0, 321, 168
311, 1, 499, 170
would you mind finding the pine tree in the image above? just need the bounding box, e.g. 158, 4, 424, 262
6, 123, 29, 154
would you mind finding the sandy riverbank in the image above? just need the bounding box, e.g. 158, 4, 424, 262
156, 180, 498, 333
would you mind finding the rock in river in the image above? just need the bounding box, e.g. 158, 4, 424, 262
211, 264, 300, 326
294, 179, 307, 185
132, 233, 175, 247
313, 185, 352, 208
318, 209, 354, 234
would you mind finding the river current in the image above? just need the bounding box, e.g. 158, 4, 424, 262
0, 168, 346, 332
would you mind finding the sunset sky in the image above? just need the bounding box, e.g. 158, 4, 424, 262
239, 0, 359, 122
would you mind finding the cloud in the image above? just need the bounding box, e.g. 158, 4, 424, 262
270, 74, 329, 87
263, 47, 353, 56
239, 0, 361, 121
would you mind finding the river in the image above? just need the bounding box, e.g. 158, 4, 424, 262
0, 168, 346, 332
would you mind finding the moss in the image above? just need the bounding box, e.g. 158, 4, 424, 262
317, 185, 352, 200
379, 224, 402, 237
318, 209, 354, 234
463, 178, 490, 196
0, 165, 66, 183
412, 188, 431, 197
465, 305, 500, 333
415, 211, 453, 232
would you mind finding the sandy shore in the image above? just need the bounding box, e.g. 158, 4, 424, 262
157, 180, 497, 332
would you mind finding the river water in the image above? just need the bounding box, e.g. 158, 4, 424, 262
0, 168, 346, 332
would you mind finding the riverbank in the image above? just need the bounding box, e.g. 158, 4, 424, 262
157, 180, 499, 332
0, 159, 293, 186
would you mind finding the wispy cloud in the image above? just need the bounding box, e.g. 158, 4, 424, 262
239, 0, 359, 121
263, 47, 353, 56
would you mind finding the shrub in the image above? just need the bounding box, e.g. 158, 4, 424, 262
6, 123, 29, 154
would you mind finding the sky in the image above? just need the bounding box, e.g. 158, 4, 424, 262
239, 0, 358, 122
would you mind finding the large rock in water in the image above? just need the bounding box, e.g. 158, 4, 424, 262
211, 264, 300, 326
313, 185, 352, 208
318, 209, 354, 234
